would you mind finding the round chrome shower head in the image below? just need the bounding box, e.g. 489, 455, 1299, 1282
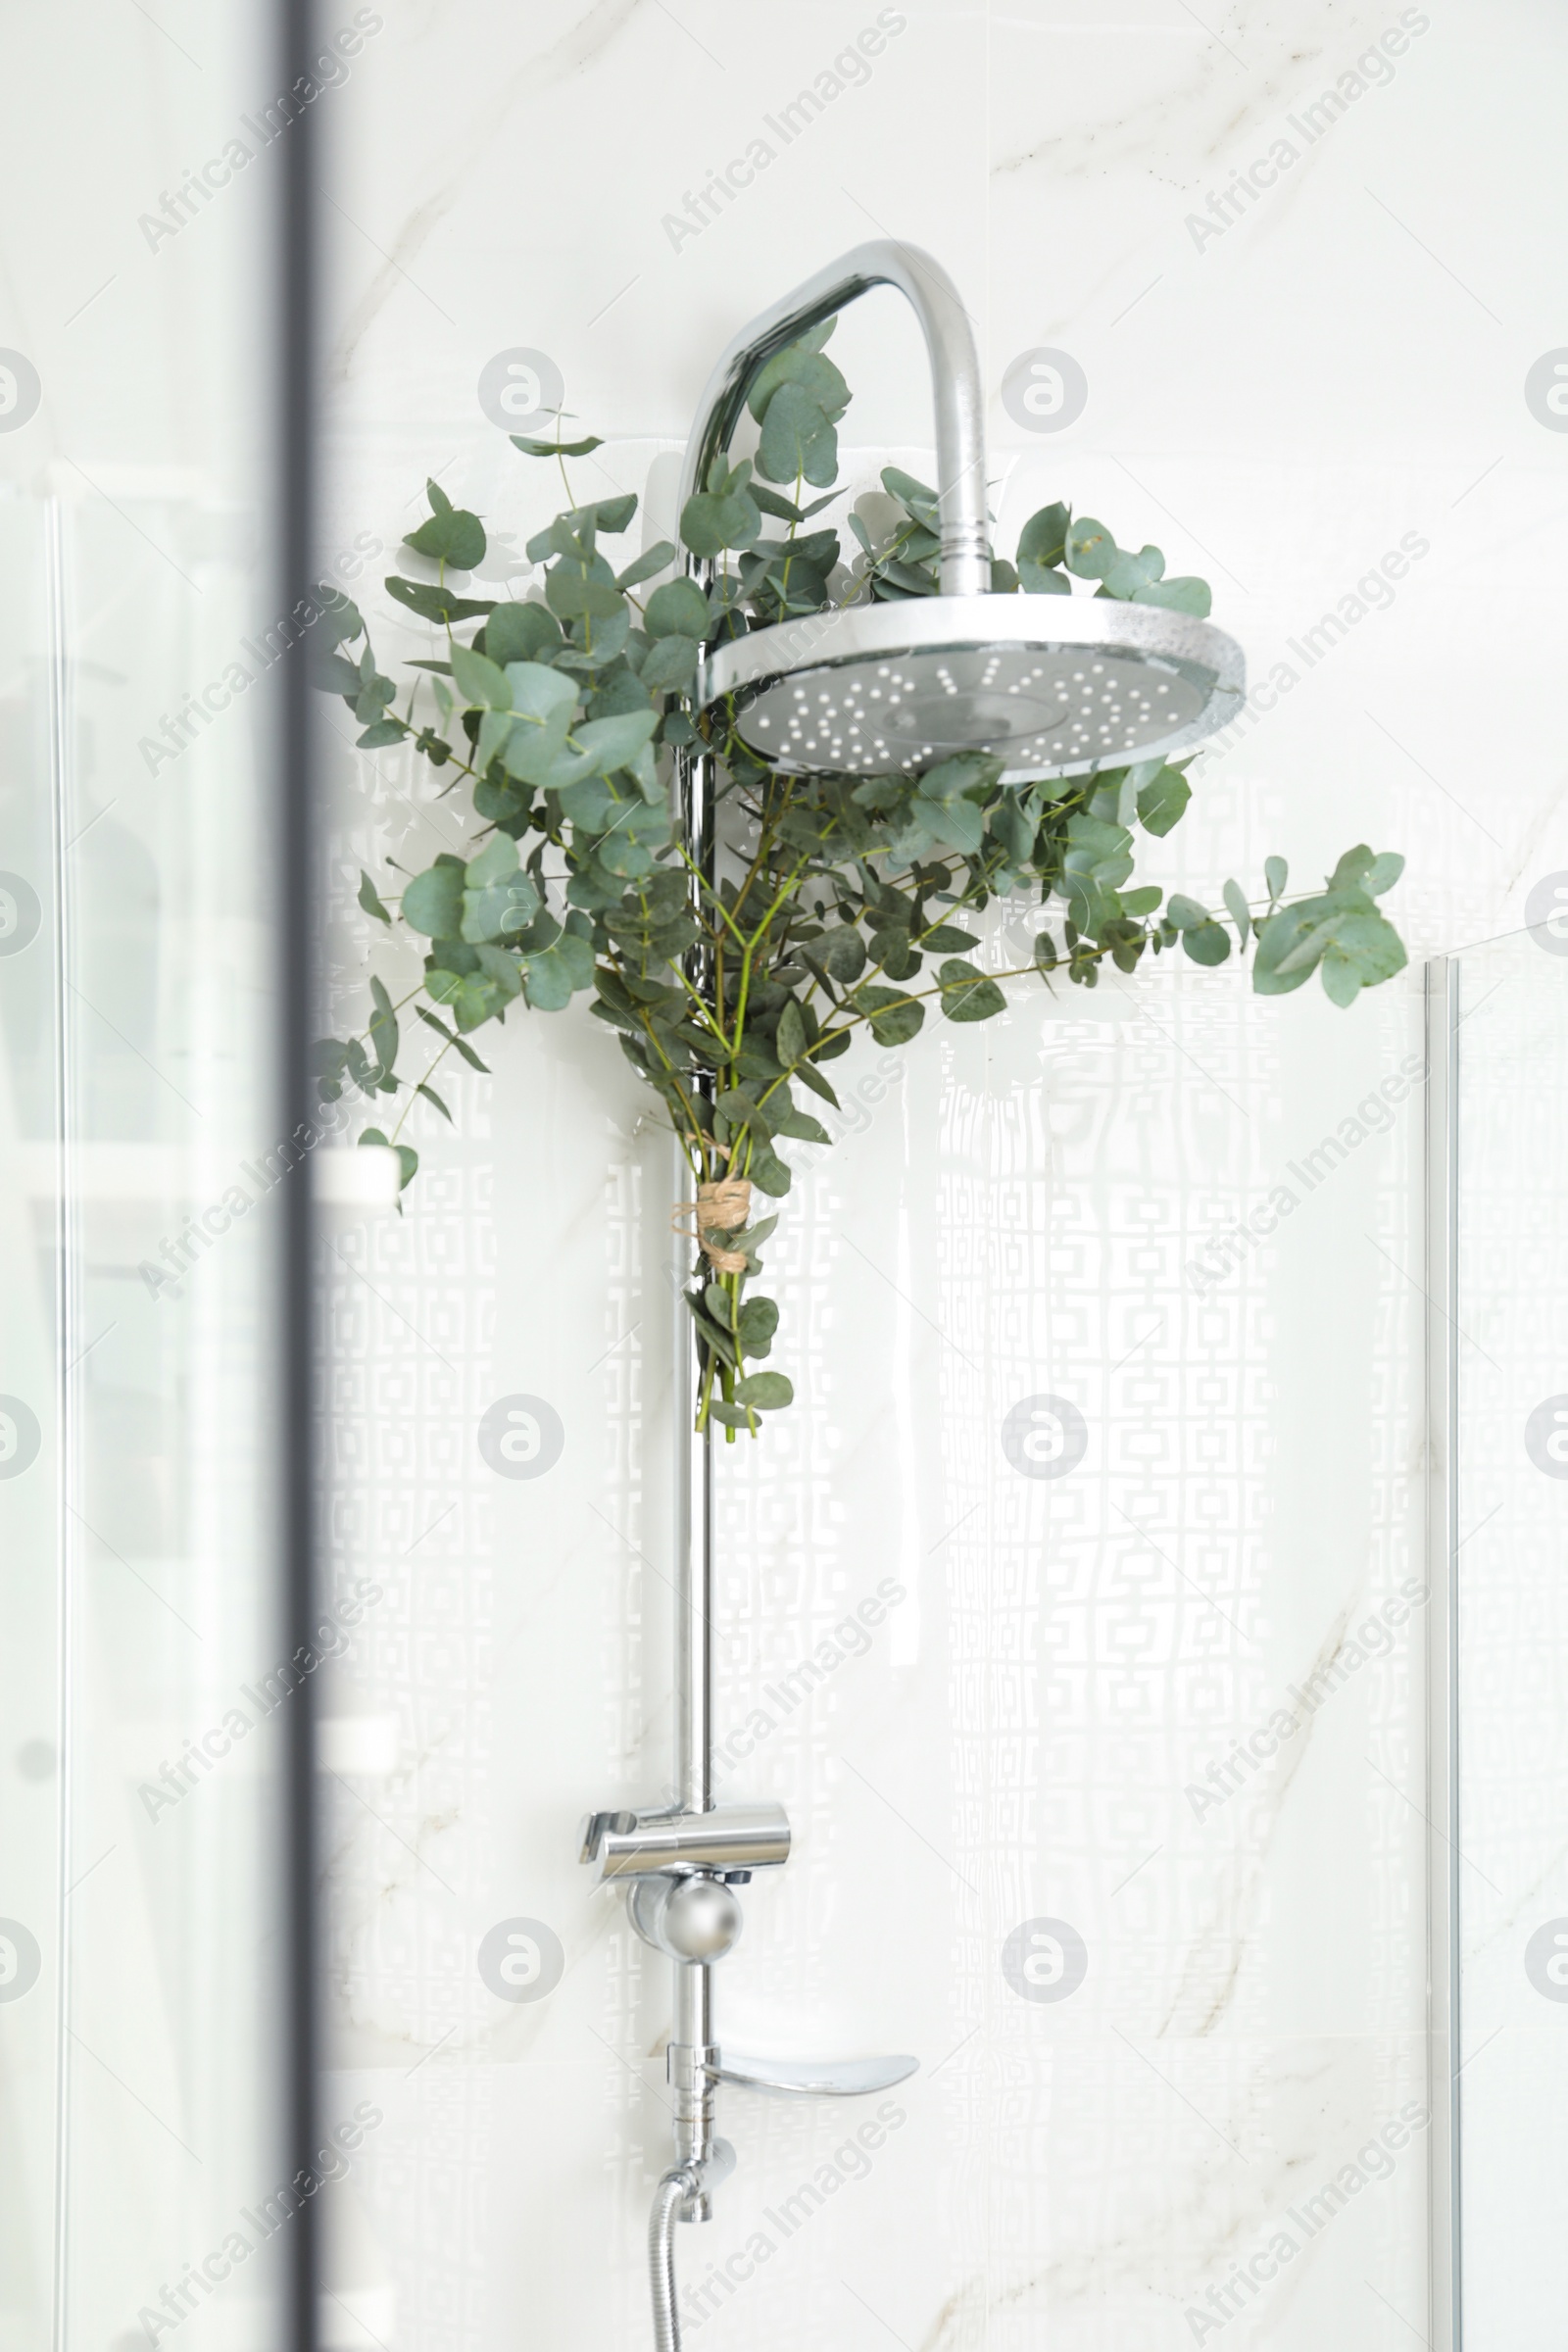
698, 594, 1246, 782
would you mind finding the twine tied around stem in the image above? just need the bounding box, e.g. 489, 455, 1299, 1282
672, 1176, 754, 1276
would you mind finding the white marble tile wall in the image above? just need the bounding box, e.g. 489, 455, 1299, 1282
313, 4, 1568, 2347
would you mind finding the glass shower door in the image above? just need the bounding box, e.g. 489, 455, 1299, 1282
0, 6, 311, 2345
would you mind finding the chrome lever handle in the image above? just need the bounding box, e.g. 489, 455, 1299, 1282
689, 2136, 736, 2195
709, 2050, 918, 2098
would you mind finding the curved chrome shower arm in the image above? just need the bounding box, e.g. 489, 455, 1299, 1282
677, 238, 991, 598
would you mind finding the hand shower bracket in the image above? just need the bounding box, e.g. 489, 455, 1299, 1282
578, 1798, 791, 1884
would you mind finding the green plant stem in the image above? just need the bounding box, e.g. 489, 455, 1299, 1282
388, 1036, 456, 1144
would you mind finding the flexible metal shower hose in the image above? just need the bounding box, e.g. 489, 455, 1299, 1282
649, 2165, 700, 2351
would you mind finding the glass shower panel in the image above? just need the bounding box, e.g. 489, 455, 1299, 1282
1446, 925, 1568, 2348
0, 7, 298, 2346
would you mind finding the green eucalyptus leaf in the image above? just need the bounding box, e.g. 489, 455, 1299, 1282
1182, 919, 1232, 966
1016, 502, 1070, 567
517, 923, 596, 1010
1275, 898, 1407, 995
405, 488, 485, 570
792, 1058, 841, 1109
501, 662, 578, 781
315, 650, 364, 696
1328, 846, 1377, 892
474, 707, 514, 773
368, 974, 399, 1079
358, 871, 392, 925
714, 1085, 771, 1138
557, 606, 631, 671
750, 484, 840, 525
461, 837, 540, 943
1064, 517, 1116, 579
354, 670, 394, 723
1102, 543, 1164, 599
736, 1296, 779, 1348
545, 561, 624, 622
1252, 904, 1321, 996
571, 709, 660, 775
644, 576, 710, 640
815, 927, 866, 984
385, 574, 494, 625
875, 559, 939, 598
1320, 950, 1362, 1007
593, 823, 668, 882
1131, 575, 1212, 617
402, 858, 466, 938
775, 1000, 807, 1067
1137, 764, 1192, 837
919, 749, 1004, 805
1222, 878, 1250, 945
853, 983, 924, 1047
451, 644, 511, 710
881, 466, 940, 527
640, 634, 700, 691
770, 1104, 831, 1145
733, 1370, 793, 1410
484, 602, 563, 664
757, 382, 838, 488
318, 589, 365, 650
680, 484, 761, 559
884, 798, 962, 859
584, 493, 638, 535
511, 432, 603, 457
747, 344, 850, 423
473, 944, 523, 1002
616, 540, 678, 590
746, 1148, 794, 1200
939, 958, 1007, 1022
425, 965, 507, 1030
1061, 813, 1135, 897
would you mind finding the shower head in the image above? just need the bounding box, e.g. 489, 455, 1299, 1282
680, 240, 1245, 782
698, 592, 1243, 783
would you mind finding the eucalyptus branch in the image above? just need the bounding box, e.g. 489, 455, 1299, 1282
311, 318, 1409, 1433
389, 1036, 456, 1145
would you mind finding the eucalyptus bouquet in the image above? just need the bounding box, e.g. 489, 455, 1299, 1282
314, 322, 1407, 1436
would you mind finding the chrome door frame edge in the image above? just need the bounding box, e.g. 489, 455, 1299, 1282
1424, 956, 1460, 2352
